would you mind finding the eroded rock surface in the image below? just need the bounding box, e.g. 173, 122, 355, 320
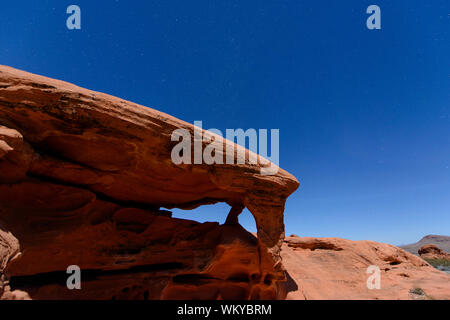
0, 228, 30, 299
419, 244, 450, 261
281, 236, 450, 300
0, 65, 299, 299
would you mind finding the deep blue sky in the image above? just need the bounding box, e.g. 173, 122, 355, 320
1, 1, 449, 245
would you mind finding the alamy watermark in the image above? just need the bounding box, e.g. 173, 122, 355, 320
66, 265, 81, 290
171, 121, 280, 175
366, 5, 381, 30
65, 5, 380, 31
366, 265, 381, 290
66, 5, 81, 30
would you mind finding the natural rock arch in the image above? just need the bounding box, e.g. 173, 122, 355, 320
0, 66, 298, 299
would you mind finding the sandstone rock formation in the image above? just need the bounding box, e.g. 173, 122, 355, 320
0, 65, 299, 299
0, 228, 30, 299
419, 244, 450, 261
281, 236, 450, 300
401, 235, 450, 255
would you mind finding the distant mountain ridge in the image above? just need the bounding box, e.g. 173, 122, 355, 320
400, 235, 450, 255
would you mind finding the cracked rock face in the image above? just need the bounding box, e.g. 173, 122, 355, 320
0, 66, 299, 299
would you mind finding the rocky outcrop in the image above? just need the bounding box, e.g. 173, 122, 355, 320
0, 228, 30, 299
401, 235, 450, 255
281, 236, 450, 300
419, 244, 450, 261
0, 65, 299, 299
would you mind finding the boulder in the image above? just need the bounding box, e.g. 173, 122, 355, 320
419, 244, 450, 261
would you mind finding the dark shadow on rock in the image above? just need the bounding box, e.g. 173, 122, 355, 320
283, 270, 298, 294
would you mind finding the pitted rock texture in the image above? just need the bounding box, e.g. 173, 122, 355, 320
0, 228, 30, 299
0, 65, 298, 299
